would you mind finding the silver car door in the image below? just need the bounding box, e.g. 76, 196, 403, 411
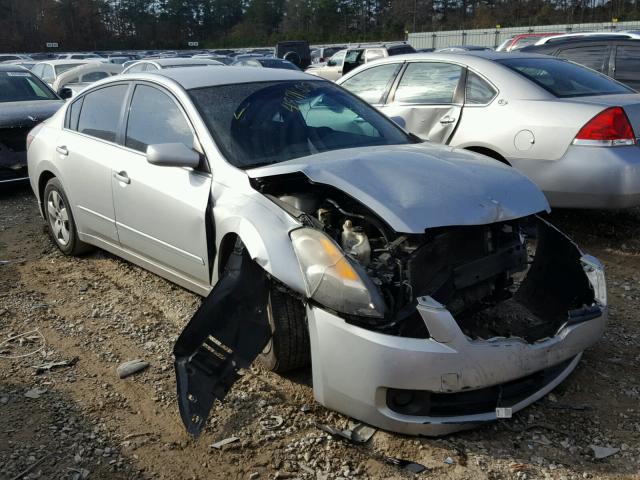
380, 61, 465, 144
111, 83, 212, 287
56, 83, 130, 244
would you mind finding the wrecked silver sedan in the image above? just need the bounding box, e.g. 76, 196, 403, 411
26, 66, 607, 437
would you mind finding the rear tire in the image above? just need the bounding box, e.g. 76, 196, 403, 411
259, 287, 310, 373
43, 178, 91, 256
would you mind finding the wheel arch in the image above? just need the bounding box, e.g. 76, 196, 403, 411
37, 170, 57, 216
464, 146, 511, 166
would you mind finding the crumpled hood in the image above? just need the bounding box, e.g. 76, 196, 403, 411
247, 143, 549, 233
0, 100, 64, 129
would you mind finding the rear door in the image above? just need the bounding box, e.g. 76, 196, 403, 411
57, 83, 130, 243
110, 82, 212, 288
613, 44, 640, 91
380, 61, 465, 143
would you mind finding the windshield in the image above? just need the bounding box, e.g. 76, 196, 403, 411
498, 57, 633, 97
190, 80, 410, 169
0, 71, 58, 102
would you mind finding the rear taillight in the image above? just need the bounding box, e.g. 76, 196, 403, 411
573, 107, 636, 146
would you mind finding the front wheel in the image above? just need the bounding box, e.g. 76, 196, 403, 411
43, 178, 91, 256
259, 288, 310, 373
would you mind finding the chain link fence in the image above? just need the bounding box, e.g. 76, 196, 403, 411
408, 21, 640, 50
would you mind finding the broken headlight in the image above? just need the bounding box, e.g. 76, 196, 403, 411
290, 228, 386, 318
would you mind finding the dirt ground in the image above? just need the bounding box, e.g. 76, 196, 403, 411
1, 183, 639, 480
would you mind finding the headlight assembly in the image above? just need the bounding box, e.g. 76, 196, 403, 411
290, 228, 386, 319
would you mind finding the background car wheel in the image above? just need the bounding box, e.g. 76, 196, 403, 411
43, 178, 91, 256
259, 287, 310, 373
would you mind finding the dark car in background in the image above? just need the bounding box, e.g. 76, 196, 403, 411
521, 36, 640, 90
0, 65, 63, 183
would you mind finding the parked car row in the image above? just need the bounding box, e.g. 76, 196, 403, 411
23, 64, 608, 440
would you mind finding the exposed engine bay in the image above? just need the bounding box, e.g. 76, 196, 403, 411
252, 173, 598, 343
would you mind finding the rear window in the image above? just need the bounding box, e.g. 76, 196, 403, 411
388, 45, 416, 55
498, 57, 632, 98
0, 71, 58, 102
55, 63, 86, 75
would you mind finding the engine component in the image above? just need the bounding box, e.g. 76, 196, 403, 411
341, 220, 371, 266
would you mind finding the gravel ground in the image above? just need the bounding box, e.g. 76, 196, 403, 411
1, 183, 639, 480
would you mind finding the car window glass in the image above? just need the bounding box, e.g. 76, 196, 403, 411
499, 57, 631, 97
125, 85, 193, 152
340, 63, 401, 104
394, 62, 463, 104
67, 97, 84, 130
557, 45, 609, 73
82, 71, 109, 82
77, 84, 128, 142
465, 71, 497, 104
127, 63, 146, 73
365, 49, 385, 62
32, 64, 44, 77
615, 45, 640, 79
329, 50, 347, 67
388, 45, 416, 55
42, 65, 55, 82
146, 64, 159, 70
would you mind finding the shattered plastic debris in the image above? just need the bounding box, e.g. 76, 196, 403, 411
210, 436, 240, 449
590, 445, 619, 459
117, 359, 149, 379
444, 457, 455, 465
316, 421, 377, 444
260, 415, 284, 430
33, 356, 79, 374
384, 456, 428, 473
24, 387, 47, 399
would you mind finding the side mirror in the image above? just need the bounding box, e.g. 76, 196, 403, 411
146, 143, 201, 169
59, 87, 73, 100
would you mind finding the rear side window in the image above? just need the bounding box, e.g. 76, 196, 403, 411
465, 71, 497, 104
340, 63, 401, 104
394, 62, 463, 104
77, 84, 128, 142
557, 45, 609, 73
125, 85, 193, 152
498, 57, 631, 98
82, 71, 109, 82
67, 97, 84, 130
614, 45, 640, 79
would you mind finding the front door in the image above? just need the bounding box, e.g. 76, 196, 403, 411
380, 61, 464, 144
111, 83, 212, 288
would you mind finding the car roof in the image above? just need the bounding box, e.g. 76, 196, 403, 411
141, 58, 223, 66
377, 50, 549, 63
523, 36, 640, 50
37, 59, 93, 65
124, 65, 316, 90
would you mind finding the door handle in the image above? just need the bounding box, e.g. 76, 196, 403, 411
439, 116, 456, 125
56, 145, 68, 156
113, 171, 131, 185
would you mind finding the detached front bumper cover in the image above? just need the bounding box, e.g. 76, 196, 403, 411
173, 246, 270, 438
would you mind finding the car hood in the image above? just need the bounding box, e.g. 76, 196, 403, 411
247, 144, 549, 233
0, 100, 64, 129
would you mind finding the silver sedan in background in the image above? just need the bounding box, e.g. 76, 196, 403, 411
337, 51, 640, 209
27, 67, 606, 438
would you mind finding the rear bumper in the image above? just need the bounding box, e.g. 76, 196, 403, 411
308, 257, 606, 436
511, 145, 640, 209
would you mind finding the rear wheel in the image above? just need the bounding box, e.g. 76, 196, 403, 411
43, 178, 91, 256
259, 287, 310, 373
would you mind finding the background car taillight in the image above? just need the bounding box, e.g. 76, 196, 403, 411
26, 132, 35, 150
573, 107, 636, 146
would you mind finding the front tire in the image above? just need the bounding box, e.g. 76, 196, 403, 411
43, 178, 91, 256
259, 288, 310, 373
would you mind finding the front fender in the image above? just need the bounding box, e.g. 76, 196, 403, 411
211, 183, 306, 294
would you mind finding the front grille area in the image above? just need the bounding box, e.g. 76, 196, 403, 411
386, 357, 575, 417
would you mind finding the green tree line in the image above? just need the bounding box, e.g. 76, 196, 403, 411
1, 0, 640, 51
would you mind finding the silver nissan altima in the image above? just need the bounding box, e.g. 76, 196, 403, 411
337, 51, 640, 209
27, 66, 607, 437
